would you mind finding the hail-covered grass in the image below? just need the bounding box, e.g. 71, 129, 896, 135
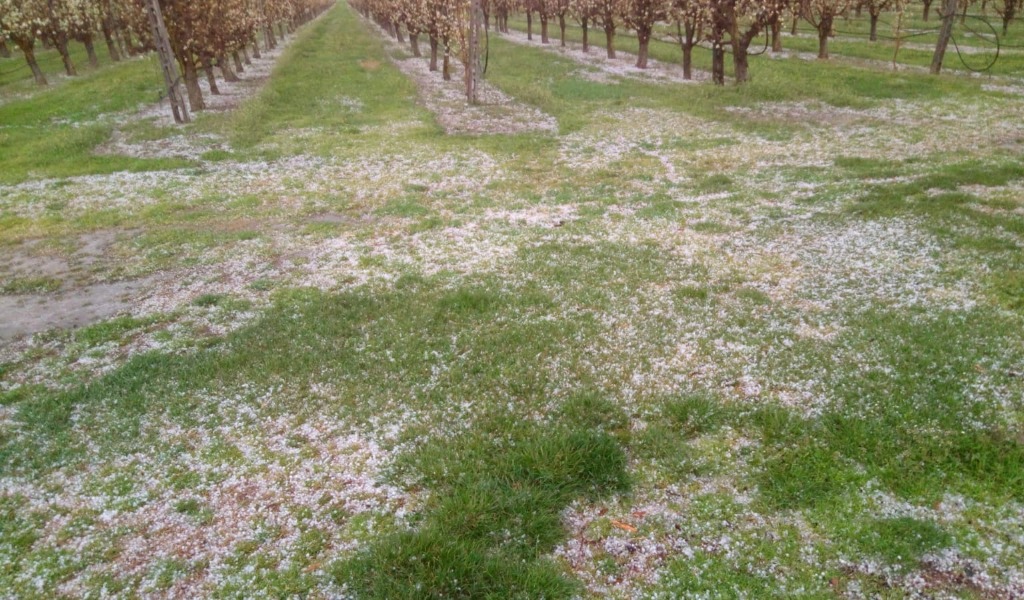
1, 2, 1023, 598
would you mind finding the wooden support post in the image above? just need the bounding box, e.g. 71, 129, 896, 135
466, 0, 483, 104
930, 0, 959, 74
145, 0, 190, 123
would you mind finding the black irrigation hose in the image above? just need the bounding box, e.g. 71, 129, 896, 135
786, 13, 1006, 72
0, 60, 32, 78
746, 28, 772, 57
949, 15, 1001, 72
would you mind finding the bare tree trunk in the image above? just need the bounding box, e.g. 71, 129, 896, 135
232, 51, 244, 72
559, 14, 567, 46
16, 40, 48, 85
116, 31, 131, 57
605, 25, 616, 58
410, 33, 421, 56
265, 24, 276, 49
817, 16, 832, 58
733, 37, 752, 82
771, 17, 782, 51
734, 49, 749, 82
181, 56, 205, 110
541, 14, 550, 43
442, 45, 451, 80
870, 12, 879, 40
681, 22, 696, 78
202, 56, 221, 94
83, 35, 99, 67
396, 23, 406, 43
636, 29, 651, 68
923, 0, 933, 20
791, 14, 799, 34
100, 22, 120, 61
429, 35, 439, 71
582, 17, 590, 51
242, 48, 251, 64
53, 35, 77, 76
0, 39, 10, 58
251, 35, 262, 58
712, 41, 725, 84
527, 10, 533, 40
219, 55, 240, 81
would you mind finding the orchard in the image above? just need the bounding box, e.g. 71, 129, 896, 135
1, 0, 1024, 597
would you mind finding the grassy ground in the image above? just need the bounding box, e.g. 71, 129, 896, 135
1, 2, 1024, 598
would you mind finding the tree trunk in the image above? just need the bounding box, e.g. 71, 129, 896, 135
923, 0, 933, 20
265, 25, 276, 49
242, 48, 251, 65
442, 45, 451, 80
559, 14, 567, 46
636, 30, 650, 68
733, 41, 750, 82
83, 35, 99, 67
101, 23, 121, 61
202, 56, 220, 94
219, 55, 240, 81
54, 35, 77, 76
712, 41, 725, 84
16, 40, 48, 85
527, 11, 533, 40
396, 23, 406, 43
181, 56, 205, 110
278, 23, 286, 39
817, 17, 831, 59
232, 51, 244, 73
605, 25, 616, 58
116, 30, 130, 57
582, 17, 590, 52
0, 39, 9, 58
771, 17, 782, 52
541, 15, 550, 43
870, 12, 879, 41
251, 35, 262, 58
410, 33, 421, 57
681, 21, 696, 79
930, 0, 959, 73
429, 35, 439, 71
791, 14, 799, 35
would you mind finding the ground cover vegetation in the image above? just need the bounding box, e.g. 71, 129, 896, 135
1, 0, 1024, 597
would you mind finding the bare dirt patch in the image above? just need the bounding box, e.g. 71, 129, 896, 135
0, 276, 163, 341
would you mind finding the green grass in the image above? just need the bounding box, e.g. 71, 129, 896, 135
0, 53, 194, 184
217, 9, 430, 149
336, 421, 629, 598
